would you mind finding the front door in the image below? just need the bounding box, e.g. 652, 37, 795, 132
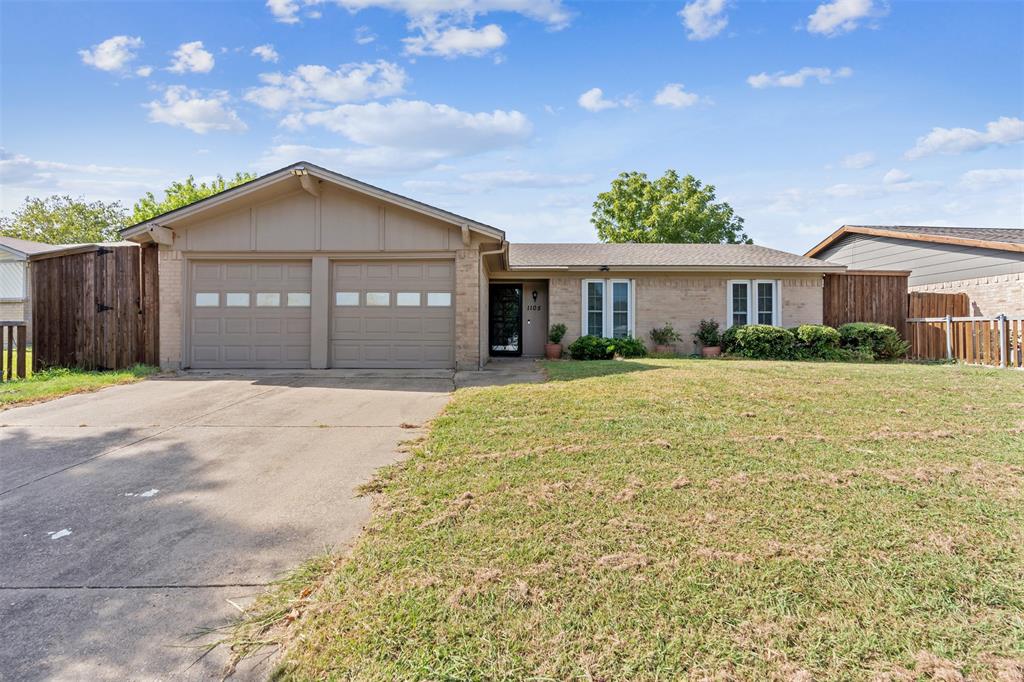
522, 282, 548, 356
489, 283, 522, 356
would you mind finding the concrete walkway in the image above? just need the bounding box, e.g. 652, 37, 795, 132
0, 374, 452, 680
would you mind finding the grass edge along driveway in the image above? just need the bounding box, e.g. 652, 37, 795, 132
229, 358, 1024, 681
0, 364, 157, 409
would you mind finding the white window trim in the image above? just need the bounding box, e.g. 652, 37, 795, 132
581, 278, 635, 338
727, 279, 781, 327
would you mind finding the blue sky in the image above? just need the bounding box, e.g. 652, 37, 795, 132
2, 0, 1022, 252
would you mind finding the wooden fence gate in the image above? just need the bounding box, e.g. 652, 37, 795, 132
907, 315, 1024, 369
31, 243, 159, 371
823, 271, 910, 335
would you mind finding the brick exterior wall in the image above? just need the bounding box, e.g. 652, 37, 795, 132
158, 247, 184, 369
910, 272, 1024, 317
455, 248, 481, 369
549, 273, 824, 354
0, 301, 25, 323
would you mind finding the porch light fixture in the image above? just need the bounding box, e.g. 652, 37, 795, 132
599, 265, 610, 271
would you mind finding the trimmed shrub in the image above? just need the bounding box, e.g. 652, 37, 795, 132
795, 324, 841, 356
548, 323, 567, 344
568, 335, 614, 360
838, 322, 910, 360
721, 324, 744, 354
734, 325, 796, 359
610, 336, 648, 358
693, 319, 721, 347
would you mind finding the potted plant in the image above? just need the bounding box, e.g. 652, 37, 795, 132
546, 323, 567, 359
694, 319, 722, 358
649, 323, 681, 354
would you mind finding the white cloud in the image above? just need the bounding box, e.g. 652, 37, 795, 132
578, 87, 622, 112
355, 25, 377, 44
905, 116, 1024, 160
168, 41, 215, 74
405, 169, 592, 194
747, 66, 852, 88
267, 0, 301, 23
807, 0, 886, 36
267, 0, 572, 30
679, 0, 728, 41
404, 22, 506, 57
135, 66, 154, 78
960, 168, 1024, 190
251, 44, 280, 63
653, 83, 700, 109
882, 168, 911, 184
841, 151, 876, 169
257, 143, 446, 174
145, 86, 247, 134
244, 61, 407, 110
79, 35, 144, 74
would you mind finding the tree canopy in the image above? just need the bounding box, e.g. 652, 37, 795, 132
131, 172, 257, 225
592, 170, 751, 244
0, 195, 127, 244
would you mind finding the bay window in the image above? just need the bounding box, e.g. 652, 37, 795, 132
727, 279, 780, 327
582, 279, 634, 338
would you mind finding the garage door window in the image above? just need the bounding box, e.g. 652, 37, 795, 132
226, 293, 250, 307
256, 293, 280, 307
427, 292, 451, 307
396, 292, 421, 306
287, 292, 311, 307
335, 292, 359, 306
195, 293, 219, 307
366, 292, 390, 306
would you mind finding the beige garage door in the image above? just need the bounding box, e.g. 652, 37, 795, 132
330, 260, 454, 368
189, 261, 311, 369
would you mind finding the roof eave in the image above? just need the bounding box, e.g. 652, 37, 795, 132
507, 264, 847, 273
805, 225, 1024, 257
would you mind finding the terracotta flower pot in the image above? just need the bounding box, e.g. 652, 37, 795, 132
545, 343, 563, 360
701, 346, 722, 358
654, 344, 674, 355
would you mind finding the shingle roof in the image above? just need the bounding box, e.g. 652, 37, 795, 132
846, 225, 1024, 244
0, 236, 71, 257
508, 243, 843, 270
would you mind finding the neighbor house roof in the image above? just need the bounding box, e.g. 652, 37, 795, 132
507, 243, 846, 272
805, 225, 1024, 257
121, 161, 506, 242
0, 236, 71, 258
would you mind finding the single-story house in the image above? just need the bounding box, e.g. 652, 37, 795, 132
122, 161, 844, 371
806, 225, 1024, 317
0, 236, 71, 341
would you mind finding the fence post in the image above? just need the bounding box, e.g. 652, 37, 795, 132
945, 315, 953, 360
998, 314, 1007, 368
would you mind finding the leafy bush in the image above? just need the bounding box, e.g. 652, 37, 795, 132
693, 319, 721, 347
838, 323, 910, 360
568, 335, 614, 360
649, 323, 681, 346
734, 325, 796, 359
721, 324, 744, 354
568, 335, 648, 360
795, 324, 841, 356
548, 323, 567, 344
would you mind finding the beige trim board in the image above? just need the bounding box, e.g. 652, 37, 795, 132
805, 225, 1024, 258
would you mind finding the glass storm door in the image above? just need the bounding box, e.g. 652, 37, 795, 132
489, 284, 522, 356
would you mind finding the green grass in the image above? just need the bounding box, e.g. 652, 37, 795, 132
1, 348, 32, 378
234, 359, 1024, 681
0, 363, 157, 408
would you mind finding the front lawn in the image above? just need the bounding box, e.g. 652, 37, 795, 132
0, 364, 158, 408
235, 359, 1023, 680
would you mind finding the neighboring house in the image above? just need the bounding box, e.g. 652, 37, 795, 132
806, 225, 1024, 317
122, 162, 844, 371
0, 236, 69, 341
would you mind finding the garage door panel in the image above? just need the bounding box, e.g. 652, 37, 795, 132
427, 263, 453, 280
189, 260, 311, 369
395, 318, 421, 334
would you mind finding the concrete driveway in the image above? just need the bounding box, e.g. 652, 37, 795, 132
0, 372, 452, 680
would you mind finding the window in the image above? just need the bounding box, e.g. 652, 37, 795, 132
727, 280, 779, 327
0, 261, 26, 300
225, 293, 250, 307
256, 293, 280, 307
396, 292, 421, 306
427, 292, 452, 307
195, 292, 219, 307
366, 292, 390, 306
582, 279, 633, 338
287, 292, 311, 307
335, 292, 359, 306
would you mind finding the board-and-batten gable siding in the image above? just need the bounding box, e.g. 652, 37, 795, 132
179, 185, 461, 254
815, 233, 1024, 287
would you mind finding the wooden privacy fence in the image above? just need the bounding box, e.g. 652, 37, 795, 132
909, 291, 969, 318
823, 271, 909, 335
907, 315, 1024, 369
31, 243, 159, 371
1, 321, 28, 380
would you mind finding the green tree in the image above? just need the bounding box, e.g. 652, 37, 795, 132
0, 195, 127, 244
592, 170, 751, 244
131, 172, 257, 224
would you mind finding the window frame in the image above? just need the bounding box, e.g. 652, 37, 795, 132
727, 279, 781, 327
581, 278, 634, 339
